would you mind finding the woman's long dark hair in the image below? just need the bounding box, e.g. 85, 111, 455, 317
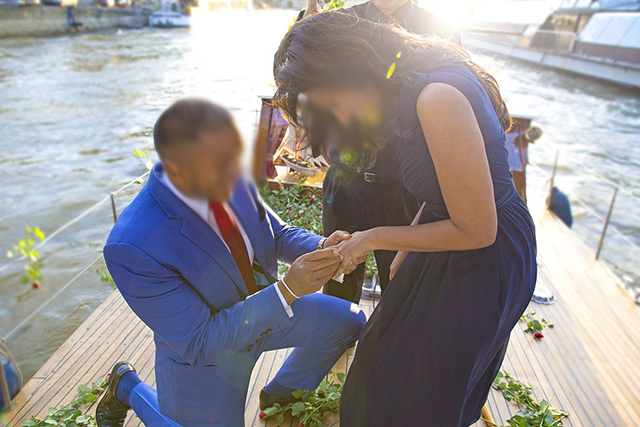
273, 11, 511, 156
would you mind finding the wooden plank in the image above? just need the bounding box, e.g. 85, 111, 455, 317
5, 195, 640, 427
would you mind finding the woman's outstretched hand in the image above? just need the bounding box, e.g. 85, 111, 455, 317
324, 230, 352, 248
334, 231, 372, 278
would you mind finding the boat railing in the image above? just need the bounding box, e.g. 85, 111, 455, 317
461, 26, 579, 54
0, 170, 150, 411
529, 151, 640, 301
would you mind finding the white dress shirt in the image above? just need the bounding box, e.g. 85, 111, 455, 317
159, 172, 294, 317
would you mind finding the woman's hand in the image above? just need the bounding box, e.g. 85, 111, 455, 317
389, 250, 409, 281
324, 230, 351, 248
334, 231, 374, 278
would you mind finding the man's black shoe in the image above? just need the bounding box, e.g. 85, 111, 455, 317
96, 362, 136, 427
259, 389, 299, 411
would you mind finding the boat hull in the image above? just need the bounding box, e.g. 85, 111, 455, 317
465, 37, 640, 89
149, 14, 190, 28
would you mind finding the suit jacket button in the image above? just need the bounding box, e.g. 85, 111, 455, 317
260, 332, 266, 337
266, 329, 273, 334
247, 345, 254, 351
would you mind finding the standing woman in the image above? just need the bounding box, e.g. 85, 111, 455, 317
273, 11, 537, 427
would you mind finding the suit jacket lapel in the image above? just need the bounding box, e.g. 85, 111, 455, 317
148, 164, 250, 296
179, 217, 250, 296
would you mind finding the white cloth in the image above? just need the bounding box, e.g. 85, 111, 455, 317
159, 172, 294, 317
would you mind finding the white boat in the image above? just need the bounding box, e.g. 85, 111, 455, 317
463, 0, 640, 88
149, 9, 190, 28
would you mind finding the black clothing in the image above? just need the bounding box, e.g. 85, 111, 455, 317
298, 0, 461, 303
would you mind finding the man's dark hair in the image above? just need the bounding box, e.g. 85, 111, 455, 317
153, 98, 235, 160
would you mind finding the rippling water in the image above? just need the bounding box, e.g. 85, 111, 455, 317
0, 9, 638, 381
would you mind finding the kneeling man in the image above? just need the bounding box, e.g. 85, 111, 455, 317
98, 99, 366, 427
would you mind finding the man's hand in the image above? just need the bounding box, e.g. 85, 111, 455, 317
324, 230, 351, 248
279, 248, 343, 304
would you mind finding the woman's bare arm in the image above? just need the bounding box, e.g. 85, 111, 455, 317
334, 83, 498, 275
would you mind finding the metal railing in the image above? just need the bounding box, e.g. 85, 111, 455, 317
530, 151, 640, 301
0, 170, 150, 411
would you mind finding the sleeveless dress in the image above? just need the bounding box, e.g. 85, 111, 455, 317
340, 68, 537, 426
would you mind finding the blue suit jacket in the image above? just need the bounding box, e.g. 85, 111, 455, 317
104, 164, 321, 423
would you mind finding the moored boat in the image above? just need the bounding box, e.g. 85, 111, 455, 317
463, 0, 640, 88
149, 10, 191, 28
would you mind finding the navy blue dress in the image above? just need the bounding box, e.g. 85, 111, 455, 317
340, 68, 537, 426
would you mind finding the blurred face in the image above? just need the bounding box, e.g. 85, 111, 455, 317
163, 127, 242, 203
372, 0, 408, 15
305, 87, 383, 131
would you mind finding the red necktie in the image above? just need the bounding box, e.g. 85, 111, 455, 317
209, 202, 258, 295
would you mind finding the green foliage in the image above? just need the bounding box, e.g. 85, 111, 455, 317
490, 371, 569, 427
260, 181, 323, 236
7, 225, 45, 288
260, 372, 345, 426
133, 143, 154, 171
96, 268, 115, 288
520, 309, 554, 336
21, 375, 108, 427
364, 253, 378, 277
325, 0, 345, 11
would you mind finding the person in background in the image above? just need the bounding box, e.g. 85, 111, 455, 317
97, 99, 365, 427
295, 0, 461, 303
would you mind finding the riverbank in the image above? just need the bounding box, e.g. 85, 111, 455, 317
0, 5, 149, 38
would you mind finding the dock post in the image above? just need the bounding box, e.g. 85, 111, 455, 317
596, 187, 618, 260
0, 353, 15, 412
110, 194, 118, 224
547, 150, 559, 209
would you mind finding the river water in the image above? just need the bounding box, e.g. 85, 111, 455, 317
0, 9, 638, 381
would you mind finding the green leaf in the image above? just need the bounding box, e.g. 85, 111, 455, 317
33, 227, 45, 241
291, 401, 306, 416
264, 406, 278, 416
276, 413, 285, 425
336, 373, 346, 383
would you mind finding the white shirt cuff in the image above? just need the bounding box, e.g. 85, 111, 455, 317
274, 283, 294, 318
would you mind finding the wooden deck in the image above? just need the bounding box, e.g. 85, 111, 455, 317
4, 199, 640, 427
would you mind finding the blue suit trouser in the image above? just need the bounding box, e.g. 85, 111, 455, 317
126, 293, 366, 426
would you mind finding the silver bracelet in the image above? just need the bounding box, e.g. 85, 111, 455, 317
280, 277, 300, 299
316, 237, 327, 250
